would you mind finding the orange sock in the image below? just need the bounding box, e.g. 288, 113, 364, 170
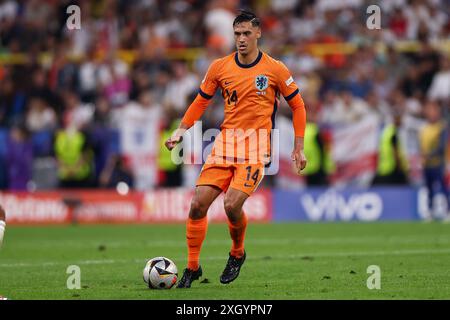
186, 216, 208, 271
228, 211, 248, 258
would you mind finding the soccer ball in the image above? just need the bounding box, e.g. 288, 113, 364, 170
143, 257, 178, 289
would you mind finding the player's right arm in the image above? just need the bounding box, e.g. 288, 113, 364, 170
165, 60, 221, 151
275, 60, 307, 174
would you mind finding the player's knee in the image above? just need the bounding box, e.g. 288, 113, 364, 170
189, 200, 208, 220
224, 198, 241, 218
0, 205, 5, 221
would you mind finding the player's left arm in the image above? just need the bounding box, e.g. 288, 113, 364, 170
276, 61, 307, 174
165, 60, 221, 151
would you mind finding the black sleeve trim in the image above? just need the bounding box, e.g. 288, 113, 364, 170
284, 88, 299, 101
198, 88, 213, 100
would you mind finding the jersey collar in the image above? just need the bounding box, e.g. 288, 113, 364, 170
234, 50, 263, 68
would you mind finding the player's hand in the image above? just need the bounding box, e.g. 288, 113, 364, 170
165, 126, 189, 151
165, 135, 183, 151
291, 148, 307, 174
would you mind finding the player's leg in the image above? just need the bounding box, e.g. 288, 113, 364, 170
220, 187, 250, 284
0, 205, 6, 248
177, 185, 222, 288
224, 187, 249, 257
186, 185, 222, 269
219, 163, 265, 284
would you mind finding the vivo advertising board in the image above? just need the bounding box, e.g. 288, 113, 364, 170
273, 187, 422, 221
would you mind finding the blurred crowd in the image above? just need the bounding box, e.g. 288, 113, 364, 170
0, 0, 449, 191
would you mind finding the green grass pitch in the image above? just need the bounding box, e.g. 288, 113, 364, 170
1, 222, 450, 299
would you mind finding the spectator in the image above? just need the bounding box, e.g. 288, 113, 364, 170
303, 103, 327, 186
88, 96, 116, 185
98, 53, 131, 108
321, 90, 371, 125
428, 55, 450, 103
163, 60, 198, 112
204, 0, 237, 52
158, 108, 182, 187
426, 3, 448, 40
388, 7, 408, 39
373, 112, 409, 185
372, 67, 395, 102
0, 76, 19, 127
410, 39, 441, 96
376, 46, 409, 84
419, 100, 450, 219
288, 5, 323, 42
25, 97, 57, 132
404, 0, 430, 40
345, 67, 373, 99
28, 67, 62, 116
99, 155, 134, 189
54, 124, 93, 189
366, 91, 392, 123
117, 90, 162, 190
78, 48, 100, 103
400, 65, 423, 98
6, 124, 33, 190
62, 91, 94, 131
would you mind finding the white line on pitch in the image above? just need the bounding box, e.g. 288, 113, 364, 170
1, 248, 450, 268
7, 235, 450, 248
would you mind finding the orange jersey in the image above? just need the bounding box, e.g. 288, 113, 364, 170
200, 50, 299, 132
183, 50, 305, 163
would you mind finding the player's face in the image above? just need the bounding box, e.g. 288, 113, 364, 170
233, 21, 261, 56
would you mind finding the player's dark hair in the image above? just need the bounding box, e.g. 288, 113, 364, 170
233, 10, 260, 28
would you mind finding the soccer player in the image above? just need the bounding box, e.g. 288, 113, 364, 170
0, 205, 5, 248
165, 10, 307, 288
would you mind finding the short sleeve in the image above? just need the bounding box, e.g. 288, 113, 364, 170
199, 59, 221, 99
276, 61, 299, 101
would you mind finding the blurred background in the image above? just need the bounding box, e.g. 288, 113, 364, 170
0, 0, 449, 223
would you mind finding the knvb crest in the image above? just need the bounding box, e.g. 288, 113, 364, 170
255, 75, 268, 92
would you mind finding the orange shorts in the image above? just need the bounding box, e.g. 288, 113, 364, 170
196, 160, 265, 196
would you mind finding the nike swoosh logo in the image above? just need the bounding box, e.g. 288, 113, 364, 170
224, 81, 232, 85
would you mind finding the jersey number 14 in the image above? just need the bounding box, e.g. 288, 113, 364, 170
224, 89, 238, 106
